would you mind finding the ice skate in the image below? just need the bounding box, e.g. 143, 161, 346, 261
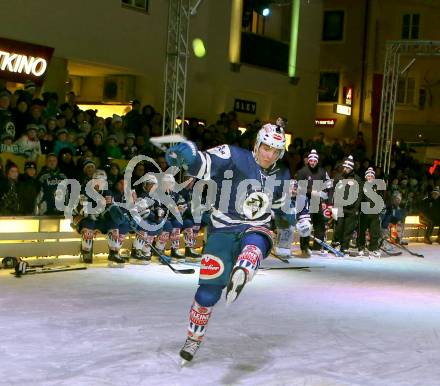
179, 337, 202, 364
185, 247, 202, 262
129, 248, 151, 265
296, 249, 311, 258
225, 266, 248, 305
171, 248, 186, 263
80, 249, 93, 264
108, 250, 125, 268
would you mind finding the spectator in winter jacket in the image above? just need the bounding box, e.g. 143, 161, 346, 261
53, 128, 75, 155
15, 124, 42, 161
18, 161, 40, 215
0, 163, 21, 215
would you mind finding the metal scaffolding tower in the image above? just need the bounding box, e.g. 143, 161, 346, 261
375, 40, 440, 175
162, 0, 191, 137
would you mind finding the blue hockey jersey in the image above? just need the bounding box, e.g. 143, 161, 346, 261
187, 144, 291, 233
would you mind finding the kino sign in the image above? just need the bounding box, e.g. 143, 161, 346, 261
0, 37, 54, 85
0, 51, 47, 77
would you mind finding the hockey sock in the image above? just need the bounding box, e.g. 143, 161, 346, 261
234, 244, 263, 282
156, 231, 169, 251
183, 228, 195, 248
107, 229, 124, 251
144, 234, 155, 254
170, 228, 181, 250
133, 231, 146, 251
81, 229, 94, 251
187, 300, 213, 341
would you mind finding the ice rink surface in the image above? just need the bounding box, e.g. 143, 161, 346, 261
1, 245, 440, 386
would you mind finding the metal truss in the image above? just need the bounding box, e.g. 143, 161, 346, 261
375, 40, 440, 175
162, 0, 191, 137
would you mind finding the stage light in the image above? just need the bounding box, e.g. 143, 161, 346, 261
192, 38, 206, 58
262, 7, 270, 16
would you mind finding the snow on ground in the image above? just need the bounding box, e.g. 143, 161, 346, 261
1, 244, 440, 386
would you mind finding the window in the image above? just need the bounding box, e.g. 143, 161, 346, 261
397, 77, 415, 105
322, 10, 344, 41
318, 72, 340, 103
121, 0, 148, 13
401, 14, 420, 39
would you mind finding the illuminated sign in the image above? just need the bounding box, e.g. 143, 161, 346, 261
315, 119, 336, 127
234, 98, 257, 114
343, 86, 353, 106
0, 37, 54, 85
334, 104, 352, 116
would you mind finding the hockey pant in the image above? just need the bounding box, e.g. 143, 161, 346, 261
300, 211, 326, 251
333, 212, 358, 251
357, 214, 380, 251
185, 229, 271, 340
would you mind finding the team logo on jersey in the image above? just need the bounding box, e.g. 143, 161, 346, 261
242, 191, 270, 220
207, 145, 231, 159
200, 254, 224, 280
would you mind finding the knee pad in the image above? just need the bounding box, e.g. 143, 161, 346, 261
195, 284, 224, 307
241, 229, 272, 257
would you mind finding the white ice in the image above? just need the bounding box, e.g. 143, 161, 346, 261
1, 245, 440, 386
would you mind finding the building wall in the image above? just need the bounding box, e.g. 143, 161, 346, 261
0, 0, 323, 136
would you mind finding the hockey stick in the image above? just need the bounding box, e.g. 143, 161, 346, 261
149, 243, 195, 274
12, 265, 87, 277
149, 134, 187, 152
261, 265, 325, 271
389, 241, 424, 258
311, 236, 344, 257
380, 246, 402, 256
272, 254, 290, 264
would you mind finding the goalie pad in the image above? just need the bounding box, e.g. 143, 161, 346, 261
274, 226, 295, 257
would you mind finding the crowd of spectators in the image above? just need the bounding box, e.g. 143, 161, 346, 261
1, 80, 440, 225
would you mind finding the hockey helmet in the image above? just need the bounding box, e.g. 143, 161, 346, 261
143, 173, 158, 185
253, 123, 286, 163
92, 169, 107, 181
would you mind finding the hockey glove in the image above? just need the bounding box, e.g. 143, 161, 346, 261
296, 216, 312, 237
165, 141, 197, 168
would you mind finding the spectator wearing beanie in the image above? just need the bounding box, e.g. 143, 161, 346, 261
75, 132, 89, 156
122, 133, 138, 159
53, 128, 75, 155
11, 95, 31, 137
109, 114, 125, 144
29, 100, 45, 126
38, 124, 54, 154
15, 124, 42, 161
0, 89, 16, 140
58, 147, 78, 179
105, 134, 123, 159
18, 161, 40, 215
89, 130, 106, 160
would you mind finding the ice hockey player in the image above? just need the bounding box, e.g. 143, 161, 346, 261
150, 173, 188, 262
166, 122, 310, 363
112, 175, 152, 264
381, 191, 407, 245
332, 155, 362, 255
419, 186, 440, 244
72, 169, 129, 266
273, 179, 313, 258
295, 149, 333, 257
356, 167, 382, 257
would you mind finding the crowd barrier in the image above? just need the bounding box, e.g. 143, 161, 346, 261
0, 216, 430, 260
